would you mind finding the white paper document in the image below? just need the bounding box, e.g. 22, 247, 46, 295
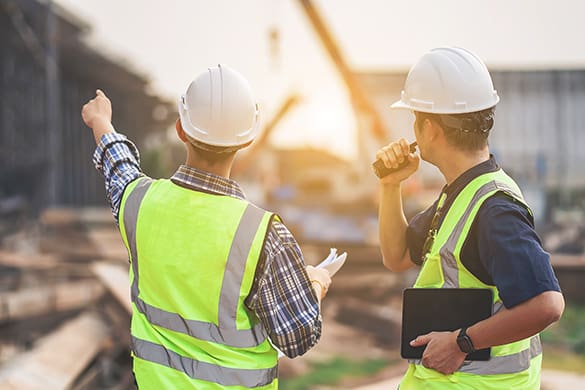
316, 248, 347, 277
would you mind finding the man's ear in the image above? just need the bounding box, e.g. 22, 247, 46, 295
175, 119, 188, 142
426, 117, 442, 142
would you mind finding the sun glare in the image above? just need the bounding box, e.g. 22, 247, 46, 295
271, 90, 358, 161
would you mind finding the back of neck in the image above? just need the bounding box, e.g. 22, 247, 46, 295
185, 150, 233, 179
438, 148, 490, 185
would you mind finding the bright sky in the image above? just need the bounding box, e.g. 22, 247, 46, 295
55, 0, 585, 160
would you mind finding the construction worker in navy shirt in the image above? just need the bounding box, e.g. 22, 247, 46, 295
375, 47, 564, 389
82, 64, 331, 389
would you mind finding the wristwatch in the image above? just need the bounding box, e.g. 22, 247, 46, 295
457, 327, 476, 354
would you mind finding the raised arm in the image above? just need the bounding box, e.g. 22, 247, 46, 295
376, 138, 420, 272
82, 89, 143, 221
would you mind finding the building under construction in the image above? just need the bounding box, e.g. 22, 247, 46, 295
0, 0, 174, 388
0, 0, 175, 218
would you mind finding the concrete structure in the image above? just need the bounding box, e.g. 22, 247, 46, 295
0, 0, 175, 214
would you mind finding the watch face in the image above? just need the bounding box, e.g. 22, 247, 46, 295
457, 334, 474, 354
457, 338, 467, 353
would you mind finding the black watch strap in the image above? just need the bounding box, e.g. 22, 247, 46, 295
457, 327, 476, 354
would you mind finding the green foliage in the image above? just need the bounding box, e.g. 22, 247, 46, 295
280, 357, 389, 390
141, 147, 176, 179
541, 304, 585, 355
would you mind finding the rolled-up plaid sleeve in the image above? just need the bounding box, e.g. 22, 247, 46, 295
92, 132, 143, 222
245, 219, 322, 358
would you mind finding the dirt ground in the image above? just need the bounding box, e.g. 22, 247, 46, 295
278, 298, 408, 388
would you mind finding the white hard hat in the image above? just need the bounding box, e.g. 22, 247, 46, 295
178, 64, 260, 148
391, 47, 499, 114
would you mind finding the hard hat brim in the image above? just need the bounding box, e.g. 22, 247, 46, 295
390, 99, 413, 110
178, 96, 260, 149
390, 97, 500, 114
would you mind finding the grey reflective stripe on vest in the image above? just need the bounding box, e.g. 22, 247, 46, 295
131, 336, 277, 387
123, 178, 268, 348
410, 335, 542, 375
492, 301, 504, 315
459, 335, 542, 375
218, 204, 268, 333
439, 180, 523, 289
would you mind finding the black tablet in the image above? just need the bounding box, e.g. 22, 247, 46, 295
401, 288, 492, 361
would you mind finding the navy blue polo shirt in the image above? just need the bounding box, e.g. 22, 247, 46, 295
406, 156, 561, 309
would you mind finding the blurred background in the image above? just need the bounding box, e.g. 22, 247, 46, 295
0, 0, 584, 388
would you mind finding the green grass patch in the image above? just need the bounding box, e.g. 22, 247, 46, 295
541, 304, 585, 355
280, 357, 389, 390
542, 345, 585, 373
540, 303, 585, 373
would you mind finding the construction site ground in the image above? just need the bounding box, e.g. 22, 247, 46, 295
281, 308, 585, 389
0, 207, 584, 389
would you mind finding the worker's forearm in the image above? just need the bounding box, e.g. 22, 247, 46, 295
91, 119, 116, 145
378, 183, 412, 272
468, 291, 564, 350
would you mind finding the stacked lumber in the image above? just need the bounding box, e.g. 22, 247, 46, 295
0, 312, 109, 390
0, 207, 134, 389
0, 281, 104, 323
0, 207, 411, 389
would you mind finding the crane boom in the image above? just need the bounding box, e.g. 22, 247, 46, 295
233, 94, 300, 175
297, 0, 387, 142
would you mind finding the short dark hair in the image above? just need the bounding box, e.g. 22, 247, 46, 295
415, 107, 495, 151
185, 135, 240, 165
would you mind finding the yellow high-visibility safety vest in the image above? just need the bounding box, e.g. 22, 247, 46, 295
400, 169, 542, 390
119, 177, 279, 389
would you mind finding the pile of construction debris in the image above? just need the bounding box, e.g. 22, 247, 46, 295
0, 207, 413, 389
0, 208, 134, 390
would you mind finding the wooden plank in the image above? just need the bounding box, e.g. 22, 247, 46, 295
551, 254, 585, 305
0, 250, 60, 270
335, 297, 401, 346
0, 312, 109, 390
39, 208, 79, 228
91, 262, 131, 313
76, 207, 116, 226
38, 235, 97, 261
87, 228, 128, 262
0, 281, 105, 323
330, 272, 404, 293
40, 207, 115, 228
550, 254, 585, 268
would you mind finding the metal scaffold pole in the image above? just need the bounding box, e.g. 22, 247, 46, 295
46, 0, 62, 206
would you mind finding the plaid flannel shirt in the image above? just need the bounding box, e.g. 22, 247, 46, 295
93, 132, 321, 357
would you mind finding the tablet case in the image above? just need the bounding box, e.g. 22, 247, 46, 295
401, 288, 492, 361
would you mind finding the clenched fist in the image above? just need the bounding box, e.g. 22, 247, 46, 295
81, 89, 115, 144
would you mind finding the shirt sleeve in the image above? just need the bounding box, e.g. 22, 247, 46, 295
476, 194, 561, 308
92, 132, 143, 222
245, 219, 322, 358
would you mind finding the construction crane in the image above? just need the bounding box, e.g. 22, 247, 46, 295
232, 93, 301, 176
296, 0, 389, 145
235, 0, 391, 212
238, 0, 388, 175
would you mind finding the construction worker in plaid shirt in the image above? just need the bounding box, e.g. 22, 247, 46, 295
83, 64, 331, 389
